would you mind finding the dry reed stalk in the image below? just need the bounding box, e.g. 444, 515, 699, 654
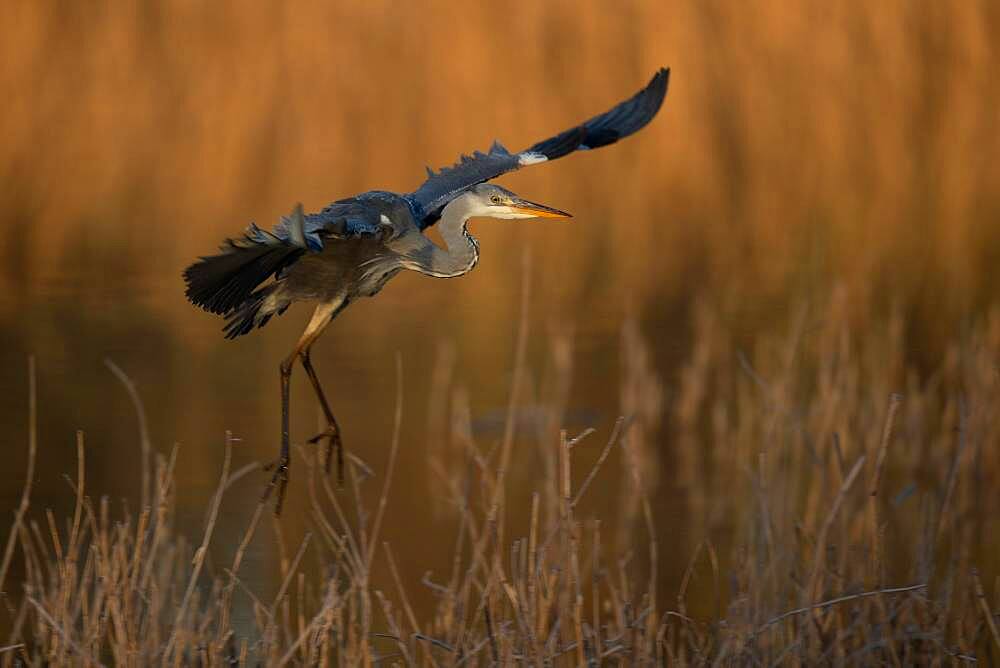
105, 359, 153, 512
374, 589, 413, 665
869, 393, 903, 498
590, 519, 602, 661
216, 499, 265, 649
276, 586, 339, 667
366, 354, 404, 566
382, 542, 423, 659
318, 459, 366, 578
865, 394, 904, 667
0, 358, 37, 597
163, 432, 233, 662
623, 433, 659, 663
28, 597, 102, 667
268, 533, 311, 626
573, 418, 627, 508
938, 397, 971, 541
487, 250, 532, 535
557, 432, 585, 666
805, 455, 866, 607
972, 569, 1000, 653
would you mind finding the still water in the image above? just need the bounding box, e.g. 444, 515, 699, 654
0, 239, 697, 627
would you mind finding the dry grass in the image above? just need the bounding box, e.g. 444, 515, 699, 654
1, 284, 999, 666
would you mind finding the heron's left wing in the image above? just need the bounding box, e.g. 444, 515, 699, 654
185, 199, 387, 317
407, 67, 669, 229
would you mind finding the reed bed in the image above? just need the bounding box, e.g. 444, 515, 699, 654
1, 289, 999, 666
4, 2, 1000, 350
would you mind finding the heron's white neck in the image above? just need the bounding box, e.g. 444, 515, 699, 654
427, 195, 480, 277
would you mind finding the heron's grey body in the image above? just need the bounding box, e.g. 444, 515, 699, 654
183, 68, 670, 513
262, 190, 480, 324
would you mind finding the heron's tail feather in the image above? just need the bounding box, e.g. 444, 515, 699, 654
222, 284, 292, 339
183, 243, 304, 316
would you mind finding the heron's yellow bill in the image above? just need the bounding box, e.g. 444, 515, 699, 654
509, 198, 573, 219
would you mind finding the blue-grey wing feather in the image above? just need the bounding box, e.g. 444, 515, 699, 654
407, 67, 669, 229
405, 143, 522, 225
262, 199, 384, 251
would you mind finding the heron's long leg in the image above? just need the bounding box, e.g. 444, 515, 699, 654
301, 348, 344, 482
262, 301, 338, 515
261, 353, 297, 515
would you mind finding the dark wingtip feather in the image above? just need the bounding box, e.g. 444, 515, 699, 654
526, 66, 670, 160
183, 243, 304, 316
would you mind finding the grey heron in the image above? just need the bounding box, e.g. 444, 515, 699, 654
184, 68, 670, 513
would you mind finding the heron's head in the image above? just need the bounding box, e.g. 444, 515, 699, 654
465, 184, 572, 220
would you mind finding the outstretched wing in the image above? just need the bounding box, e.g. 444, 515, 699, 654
406, 67, 669, 228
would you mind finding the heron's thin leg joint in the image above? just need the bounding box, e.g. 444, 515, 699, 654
300, 347, 345, 486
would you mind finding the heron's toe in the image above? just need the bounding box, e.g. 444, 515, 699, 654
306, 426, 343, 478
307, 425, 341, 445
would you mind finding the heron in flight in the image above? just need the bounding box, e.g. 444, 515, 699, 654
184, 68, 669, 513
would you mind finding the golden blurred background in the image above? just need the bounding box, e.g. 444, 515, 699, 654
2, 0, 999, 625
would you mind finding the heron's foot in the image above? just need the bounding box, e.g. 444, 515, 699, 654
307, 425, 344, 484
261, 455, 290, 516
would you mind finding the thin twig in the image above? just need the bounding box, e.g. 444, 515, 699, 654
753, 584, 927, 636
414, 634, 455, 653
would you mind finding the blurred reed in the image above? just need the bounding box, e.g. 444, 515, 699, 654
2, 1, 1000, 353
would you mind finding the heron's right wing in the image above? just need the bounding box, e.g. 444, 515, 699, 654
407, 67, 669, 229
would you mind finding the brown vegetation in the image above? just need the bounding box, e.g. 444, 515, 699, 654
2, 285, 998, 665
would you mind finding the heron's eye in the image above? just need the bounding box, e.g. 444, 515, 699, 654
489, 194, 502, 205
